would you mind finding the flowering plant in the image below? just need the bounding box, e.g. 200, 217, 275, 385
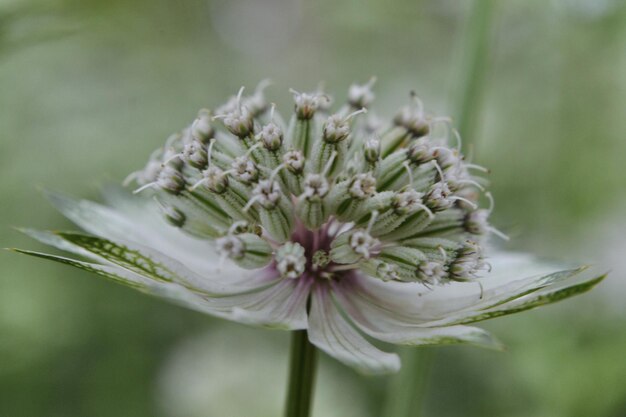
14, 80, 603, 378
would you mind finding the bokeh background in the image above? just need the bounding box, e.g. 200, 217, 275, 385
1, 0, 625, 416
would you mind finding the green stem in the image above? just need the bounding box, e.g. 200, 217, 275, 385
284, 330, 318, 417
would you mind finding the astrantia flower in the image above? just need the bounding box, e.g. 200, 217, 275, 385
15, 80, 605, 374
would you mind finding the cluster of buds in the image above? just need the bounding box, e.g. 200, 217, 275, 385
126, 80, 504, 286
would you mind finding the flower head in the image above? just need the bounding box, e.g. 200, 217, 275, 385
15, 80, 605, 374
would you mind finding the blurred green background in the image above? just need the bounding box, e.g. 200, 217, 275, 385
1, 0, 625, 416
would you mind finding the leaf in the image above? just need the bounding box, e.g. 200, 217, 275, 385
10, 248, 150, 290
428, 272, 607, 327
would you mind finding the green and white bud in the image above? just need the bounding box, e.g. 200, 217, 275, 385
157, 197, 226, 238
328, 173, 377, 221
191, 109, 215, 144
282, 150, 305, 196
201, 166, 229, 194
376, 246, 428, 282
330, 229, 379, 264
363, 190, 431, 237
181, 138, 209, 170
448, 240, 487, 281
464, 209, 489, 236
407, 138, 437, 165
364, 138, 381, 165
153, 165, 186, 195
216, 233, 272, 269
285, 90, 326, 158
247, 180, 294, 243
296, 173, 330, 230
192, 166, 257, 222
257, 122, 283, 151
347, 77, 376, 109
291, 90, 323, 120
393, 94, 430, 139
310, 109, 366, 176
415, 260, 448, 285
424, 182, 454, 212
276, 242, 306, 279
231, 156, 259, 184
323, 113, 352, 143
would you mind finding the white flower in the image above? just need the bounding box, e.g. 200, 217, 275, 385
15, 81, 605, 375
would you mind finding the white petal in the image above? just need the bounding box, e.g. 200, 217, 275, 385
425, 267, 606, 326
231, 278, 312, 330
332, 280, 502, 349
349, 252, 578, 323
307, 284, 400, 375
46, 190, 221, 276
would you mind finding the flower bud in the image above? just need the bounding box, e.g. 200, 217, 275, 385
222, 107, 254, 138
364, 138, 381, 164
358, 259, 401, 282
250, 180, 280, 209
162, 144, 185, 170
415, 260, 448, 285
257, 122, 283, 151
394, 101, 430, 138
448, 240, 487, 281
231, 156, 259, 184
157, 195, 227, 238
349, 173, 377, 199
347, 77, 376, 109
464, 209, 489, 235
202, 166, 229, 194
291, 90, 323, 120
216, 233, 273, 269
391, 190, 424, 215
362, 190, 428, 237
279, 150, 305, 196
283, 150, 305, 174
375, 246, 428, 281
330, 229, 379, 264
181, 138, 208, 170
191, 109, 214, 144
276, 242, 306, 279
424, 182, 454, 212
323, 114, 351, 143
249, 180, 294, 243
156, 165, 186, 195
327, 174, 376, 221
296, 174, 330, 229
407, 138, 437, 165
